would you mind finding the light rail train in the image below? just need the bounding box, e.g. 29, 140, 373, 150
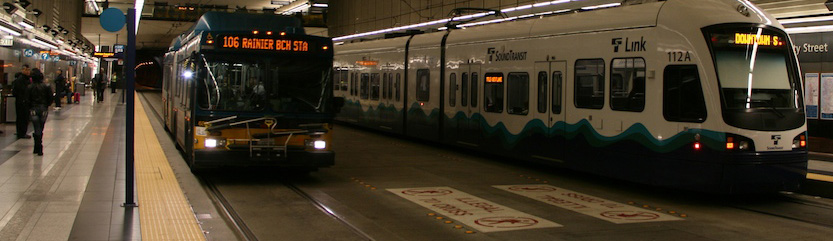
333, 0, 808, 192
162, 12, 340, 171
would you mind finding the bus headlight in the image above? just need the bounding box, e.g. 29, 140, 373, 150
205, 138, 226, 148
313, 140, 326, 150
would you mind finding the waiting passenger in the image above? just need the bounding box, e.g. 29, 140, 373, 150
26, 69, 52, 156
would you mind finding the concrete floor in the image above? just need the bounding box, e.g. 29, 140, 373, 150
139, 91, 833, 241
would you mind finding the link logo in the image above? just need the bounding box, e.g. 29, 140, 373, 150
612, 37, 646, 53
771, 135, 781, 145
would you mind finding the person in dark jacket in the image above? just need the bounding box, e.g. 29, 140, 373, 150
26, 69, 51, 156
53, 69, 66, 110
94, 69, 106, 102
11, 64, 31, 139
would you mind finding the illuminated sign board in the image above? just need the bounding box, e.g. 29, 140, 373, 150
734, 33, 785, 47
486, 76, 503, 83
93, 52, 115, 58
219, 35, 310, 52
356, 60, 378, 66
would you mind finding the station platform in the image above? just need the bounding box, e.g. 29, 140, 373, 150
2, 90, 833, 241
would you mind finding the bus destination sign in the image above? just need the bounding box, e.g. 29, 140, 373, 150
219, 35, 310, 52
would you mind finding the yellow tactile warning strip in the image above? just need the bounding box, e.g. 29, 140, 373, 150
135, 95, 206, 241
808, 173, 833, 183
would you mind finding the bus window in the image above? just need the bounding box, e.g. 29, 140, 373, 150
416, 69, 430, 102
449, 73, 456, 107
484, 72, 504, 113
507, 72, 529, 115
575, 59, 605, 109
610, 58, 646, 112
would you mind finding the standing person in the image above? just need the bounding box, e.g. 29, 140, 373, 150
11, 64, 31, 139
25, 69, 51, 156
110, 74, 117, 93
93, 69, 105, 102
53, 69, 66, 110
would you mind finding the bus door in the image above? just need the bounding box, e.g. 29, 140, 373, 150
531, 61, 567, 162
457, 64, 481, 147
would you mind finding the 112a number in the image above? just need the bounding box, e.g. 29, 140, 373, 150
668, 51, 691, 62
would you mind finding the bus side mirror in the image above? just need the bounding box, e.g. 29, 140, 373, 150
333, 97, 345, 113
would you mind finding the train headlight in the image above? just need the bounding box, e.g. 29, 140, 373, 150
738, 141, 750, 150
313, 140, 326, 150
726, 134, 754, 152
793, 134, 807, 149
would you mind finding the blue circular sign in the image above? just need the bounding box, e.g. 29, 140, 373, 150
99, 8, 126, 32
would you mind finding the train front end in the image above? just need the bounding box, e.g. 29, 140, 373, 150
659, 0, 807, 192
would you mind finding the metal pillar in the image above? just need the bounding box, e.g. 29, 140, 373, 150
123, 8, 137, 208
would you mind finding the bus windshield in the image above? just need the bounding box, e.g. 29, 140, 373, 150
197, 54, 331, 113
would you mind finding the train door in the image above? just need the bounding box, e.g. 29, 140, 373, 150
531, 61, 567, 161
457, 64, 481, 147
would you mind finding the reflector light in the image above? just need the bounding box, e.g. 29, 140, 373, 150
726, 137, 734, 150
206, 40, 214, 44
694, 142, 701, 150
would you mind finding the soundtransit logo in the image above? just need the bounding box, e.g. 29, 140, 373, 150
488, 47, 527, 62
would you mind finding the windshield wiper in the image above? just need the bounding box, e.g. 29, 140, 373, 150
748, 100, 785, 118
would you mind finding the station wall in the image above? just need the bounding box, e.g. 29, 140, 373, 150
792, 32, 833, 138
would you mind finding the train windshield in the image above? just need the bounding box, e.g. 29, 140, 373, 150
706, 25, 804, 131
197, 53, 331, 113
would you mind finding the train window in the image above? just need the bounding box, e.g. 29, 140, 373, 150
575, 59, 605, 109
461, 73, 469, 107
340, 71, 348, 91
484, 72, 504, 113
395, 73, 401, 101
382, 73, 388, 99
663, 65, 707, 123
334, 70, 342, 91
371, 73, 381, 100
360, 73, 369, 99
353, 73, 359, 96
471, 72, 478, 107
610, 58, 646, 112
537, 71, 548, 114
552, 71, 563, 114
507, 73, 529, 115
416, 69, 430, 102
449, 73, 457, 107
388, 76, 393, 100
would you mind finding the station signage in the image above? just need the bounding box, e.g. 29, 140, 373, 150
485, 76, 503, 83
218, 34, 310, 52
0, 38, 12, 47
733, 33, 785, 47
93, 52, 115, 58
